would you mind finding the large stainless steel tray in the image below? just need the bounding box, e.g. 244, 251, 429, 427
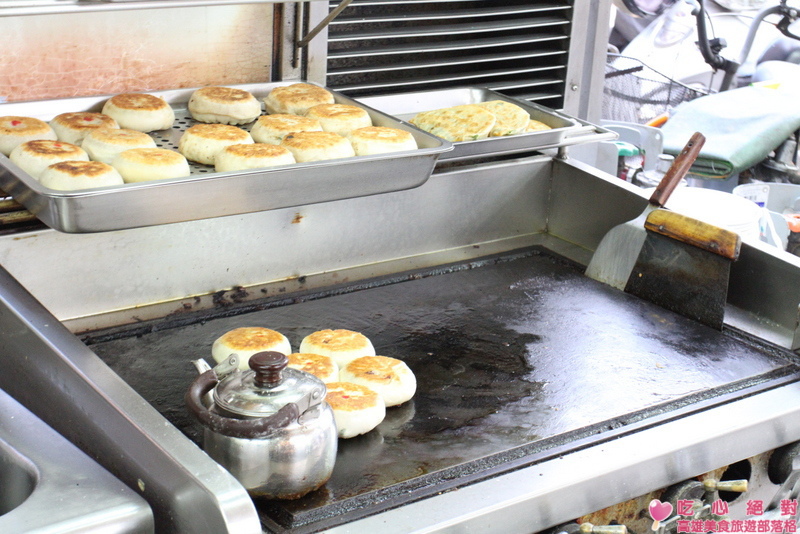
0, 82, 452, 233
358, 87, 584, 161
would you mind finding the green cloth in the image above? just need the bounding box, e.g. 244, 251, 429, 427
660, 84, 800, 179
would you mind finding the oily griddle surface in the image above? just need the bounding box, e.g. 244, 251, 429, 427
87, 248, 796, 532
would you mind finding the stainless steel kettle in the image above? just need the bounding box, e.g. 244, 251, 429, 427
186, 351, 337, 500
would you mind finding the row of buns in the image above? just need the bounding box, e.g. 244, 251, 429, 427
211, 327, 416, 439
0, 83, 419, 191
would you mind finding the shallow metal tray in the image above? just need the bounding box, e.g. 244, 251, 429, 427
358, 87, 584, 161
0, 82, 452, 233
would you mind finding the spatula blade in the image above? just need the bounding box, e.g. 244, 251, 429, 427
584, 207, 653, 290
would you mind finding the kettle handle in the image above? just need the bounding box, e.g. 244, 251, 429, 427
185, 370, 300, 439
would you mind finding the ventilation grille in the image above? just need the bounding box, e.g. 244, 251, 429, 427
325, 0, 573, 109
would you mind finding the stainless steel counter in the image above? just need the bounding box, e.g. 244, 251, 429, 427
1, 156, 799, 532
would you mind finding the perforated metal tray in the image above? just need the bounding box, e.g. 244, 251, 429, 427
358, 87, 586, 161
0, 82, 452, 233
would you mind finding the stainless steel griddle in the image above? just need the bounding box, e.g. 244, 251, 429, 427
85, 247, 800, 532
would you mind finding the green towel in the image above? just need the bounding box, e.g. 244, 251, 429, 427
660, 84, 800, 179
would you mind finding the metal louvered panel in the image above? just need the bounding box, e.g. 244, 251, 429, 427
325, 0, 573, 109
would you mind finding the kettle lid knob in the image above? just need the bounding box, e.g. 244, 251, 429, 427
250, 351, 288, 387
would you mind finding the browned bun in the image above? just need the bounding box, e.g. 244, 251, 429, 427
325, 381, 386, 438
339, 355, 416, 407
9, 139, 89, 178
39, 160, 124, 190
264, 83, 335, 115
188, 86, 262, 125
0, 116, 57, 156
280, 131, 355, 162
211, 327, 292, 371
102, 93, 175, 132
50, 112, 119, 145
287, 353, 338, 383
304, 103, 372, 136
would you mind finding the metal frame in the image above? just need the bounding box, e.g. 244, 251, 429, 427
563, 0, 613, 122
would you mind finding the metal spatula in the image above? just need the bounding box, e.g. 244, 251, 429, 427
585, 131, 706, 289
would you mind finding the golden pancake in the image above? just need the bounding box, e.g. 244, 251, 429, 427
474, 100, 530, 137
409, 104, 496, 142
526, 119, 552, 132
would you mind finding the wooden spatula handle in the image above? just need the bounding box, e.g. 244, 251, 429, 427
649, 131, 706, 207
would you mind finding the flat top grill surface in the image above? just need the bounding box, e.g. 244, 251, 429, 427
86, 248, 798, 532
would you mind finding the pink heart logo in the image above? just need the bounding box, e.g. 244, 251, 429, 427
649, 499, 673, 522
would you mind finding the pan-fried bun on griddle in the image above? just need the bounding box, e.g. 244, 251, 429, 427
287, 353, 339, 384
325, 382, 386, 439
211, 327, 292, 371
250, 114, 323, 145
299, 329, 376, 368
214, 143, 296, 172
0, 116, 58, 156
188, 86, 262, 126
102, 93, 175, 132
10, 139, 89, 179
347, 126, 417, 156
82, 128, 157, 164
39, 160, 124, 191
339, 355, 416, 407
111, 148, 190, 183
264, 83, 335, 115
409, 104, 496, 142
50, 112, 119, 145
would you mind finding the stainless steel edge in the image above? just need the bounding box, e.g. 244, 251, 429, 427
0, 388, 154, 533
325, 379, 800, 533
0, 0, 327, 18
0, 264, 262, 534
